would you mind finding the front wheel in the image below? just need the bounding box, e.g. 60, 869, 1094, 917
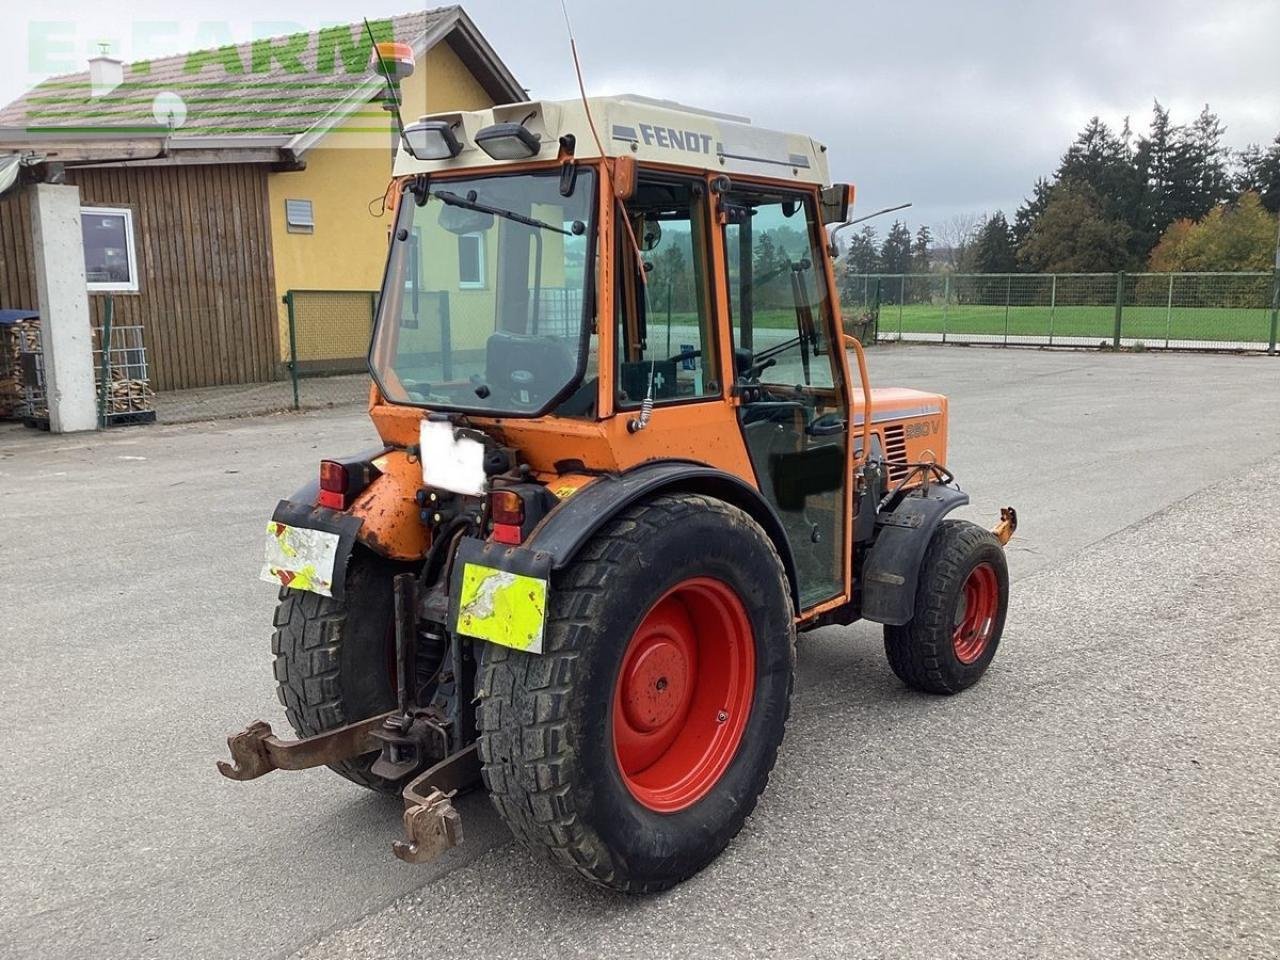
477, 493, 796, 892
883, 519, 1009, 694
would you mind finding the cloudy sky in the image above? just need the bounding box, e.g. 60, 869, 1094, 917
3, 0, 1277, 231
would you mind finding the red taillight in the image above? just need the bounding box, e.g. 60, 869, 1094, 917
489, 490, 525, 526
318, 460, 348, 510
489, 489, 526, 544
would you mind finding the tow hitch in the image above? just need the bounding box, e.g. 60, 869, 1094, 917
218, 572, 481, 864
217, 714, 481, 864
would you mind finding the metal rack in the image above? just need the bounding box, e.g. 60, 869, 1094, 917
11, 309, 155, 429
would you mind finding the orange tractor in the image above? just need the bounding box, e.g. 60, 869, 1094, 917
220, 94, 1017, 892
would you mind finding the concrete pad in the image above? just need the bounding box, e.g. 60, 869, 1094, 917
1, 346, 1278, 959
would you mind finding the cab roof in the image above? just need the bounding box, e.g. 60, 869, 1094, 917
392, 94, 832, 186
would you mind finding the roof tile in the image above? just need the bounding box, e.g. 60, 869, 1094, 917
0, 8, 455, 137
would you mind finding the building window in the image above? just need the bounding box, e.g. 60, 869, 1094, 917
285, 198, 314, 234
458, 233, 484, 288
81, 206, 138, 292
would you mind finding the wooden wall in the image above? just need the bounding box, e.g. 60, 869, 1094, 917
0, 165, 280, 392
0, 186, 38, 312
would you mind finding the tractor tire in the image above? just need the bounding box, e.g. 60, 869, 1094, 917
477, 493, 795, 893
883, 519, 1008, 695
271, 549, 412, 794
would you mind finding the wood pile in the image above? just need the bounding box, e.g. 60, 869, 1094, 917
0, 320, 39, 419
101, 368, 155, 413
0, 318, 155, 420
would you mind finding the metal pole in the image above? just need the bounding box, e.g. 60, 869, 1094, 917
1269, 267, 1280, 356
1165, 274, 1174, 350
942, 273, 950, 343
898, 274, 906, 339
284, 291, 300, 411
873, 276, 883, 340
1269, 220, 1280, 355
97, 296, 113, 428
1048, 274, 1057, 345
1113, 272, 1125, 349
1003, 275, 1011, 346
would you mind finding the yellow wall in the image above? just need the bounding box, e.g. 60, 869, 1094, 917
267, 40, 499, 358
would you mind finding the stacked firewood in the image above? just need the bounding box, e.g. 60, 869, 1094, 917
101, 367, 155, 412
1, 318, 155, 419
0, 320, 39, 418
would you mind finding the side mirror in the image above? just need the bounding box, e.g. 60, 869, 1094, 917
821, 183, 856, 225
641, 217, 662, 252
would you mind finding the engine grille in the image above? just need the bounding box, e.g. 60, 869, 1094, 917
882, 424, 910, 483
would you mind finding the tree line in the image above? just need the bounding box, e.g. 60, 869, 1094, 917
839, 101, 1280, 285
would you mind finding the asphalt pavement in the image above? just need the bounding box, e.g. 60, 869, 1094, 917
2, 346, 1278, 960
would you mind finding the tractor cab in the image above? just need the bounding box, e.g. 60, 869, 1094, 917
364, 95, 907, 610
227, 94, 1016, 893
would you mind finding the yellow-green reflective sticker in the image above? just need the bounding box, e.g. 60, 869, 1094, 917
455, 563, 547, 654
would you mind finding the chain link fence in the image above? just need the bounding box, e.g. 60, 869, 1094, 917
96, 270, 1280, 427
842, 271, 1280, 352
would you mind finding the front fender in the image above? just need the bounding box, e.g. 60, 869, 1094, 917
860, 484, 970, 626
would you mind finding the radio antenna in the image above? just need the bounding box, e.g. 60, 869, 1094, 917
558, 0, 648, 285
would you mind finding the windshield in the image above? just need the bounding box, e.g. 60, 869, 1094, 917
369, 168, 597, 415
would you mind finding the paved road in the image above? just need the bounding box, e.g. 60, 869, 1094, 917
1, 346, 1278, 960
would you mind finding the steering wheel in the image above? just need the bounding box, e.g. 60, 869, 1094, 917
744, 356, 777, 380
806, 411, 845, 437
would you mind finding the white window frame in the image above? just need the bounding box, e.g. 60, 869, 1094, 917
457, 232, 485, 289
81, 206, 139, 293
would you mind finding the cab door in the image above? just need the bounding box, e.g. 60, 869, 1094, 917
718, 185, 850, 609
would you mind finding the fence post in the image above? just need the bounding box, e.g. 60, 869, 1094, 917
1048, 274, 1057, 346
1165, 274, 1174, 350
284, 291, 300, 411
1112, 272, 1125, 348
1269, 267, 1280, 355
898, 275, 906, 339
1003, 275, 1012, 346
872, 277, 884, 340
942, 273, 950, 343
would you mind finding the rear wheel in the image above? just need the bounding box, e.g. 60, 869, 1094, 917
477, 493, 795, 892
271, 549, 437, 793
883, 519, 1008, 694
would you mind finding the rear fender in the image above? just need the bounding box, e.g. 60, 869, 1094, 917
523, 460, 801, 612
860, 484, 969, 626
276, 448, 427, 599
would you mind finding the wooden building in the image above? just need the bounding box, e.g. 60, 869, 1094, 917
0, 7, 523, 391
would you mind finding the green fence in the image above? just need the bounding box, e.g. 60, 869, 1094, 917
841, 271, 1280, 353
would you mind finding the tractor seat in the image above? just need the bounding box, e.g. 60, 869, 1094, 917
485, 331, 576, 408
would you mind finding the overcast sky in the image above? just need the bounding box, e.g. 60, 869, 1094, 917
4, 0, 1278, 232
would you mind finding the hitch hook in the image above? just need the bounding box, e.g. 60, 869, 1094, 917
992, 506, 1018, 546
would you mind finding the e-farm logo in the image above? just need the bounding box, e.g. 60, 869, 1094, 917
18, 19, 397, 135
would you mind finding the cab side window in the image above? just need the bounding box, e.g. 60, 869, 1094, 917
722, 192, 840, 391
615, 176, 719, 406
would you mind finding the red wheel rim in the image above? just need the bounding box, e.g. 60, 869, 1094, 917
612, 577, 755, 813
953, 562, 999, 664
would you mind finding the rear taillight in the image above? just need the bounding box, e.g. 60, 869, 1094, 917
318, 460, 349, 510
489, 489, 525, 544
